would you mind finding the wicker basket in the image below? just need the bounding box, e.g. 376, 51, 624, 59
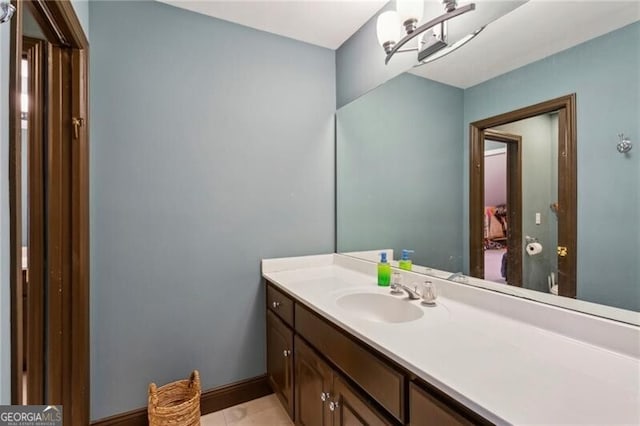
148, 370, 201, 426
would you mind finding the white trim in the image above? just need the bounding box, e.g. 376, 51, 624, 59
484, 147, 506, 157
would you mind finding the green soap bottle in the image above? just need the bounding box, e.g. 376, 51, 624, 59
399, 249, 414, 271
377, 252, 391, 286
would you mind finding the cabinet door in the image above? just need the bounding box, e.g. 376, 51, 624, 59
295, 304, 405, 422
409, 383, 474, 426
295, 336, 333, 426
331, 377, 391, 426
267, 310, 294, 418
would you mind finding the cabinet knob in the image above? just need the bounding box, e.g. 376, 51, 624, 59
320, 392, 330, 402
283, 349, 291, 357
272, 301, 281, 309
329, 401, 339, 412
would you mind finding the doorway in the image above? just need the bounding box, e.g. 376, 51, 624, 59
469, 94, 577, 298
9, 1, 89, 424
482, 130, 522, 286
19, 32, 47, 406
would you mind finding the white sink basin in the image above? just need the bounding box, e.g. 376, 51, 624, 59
336, 293, 424, 323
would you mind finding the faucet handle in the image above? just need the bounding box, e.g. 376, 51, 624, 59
390, 272, 404, 295
421, 281, 437, 305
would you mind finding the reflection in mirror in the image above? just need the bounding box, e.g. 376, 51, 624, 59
482, 130, 522, 286
336, 13, 639, 320
497, 116, 556, 291
337, 73, 464, 273
481, 114, 560, 295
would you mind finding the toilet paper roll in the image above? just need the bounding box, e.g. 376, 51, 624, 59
526, 242, 543, 256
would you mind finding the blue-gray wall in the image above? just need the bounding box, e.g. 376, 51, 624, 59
336, 1, 413, 109
463, 22, 640, 311
70, 0, 89, 38
337, 73, 464, 271
90, 1, 335, 420
0, 16, 11, 404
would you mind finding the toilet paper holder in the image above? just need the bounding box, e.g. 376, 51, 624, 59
525, 238, 544, 256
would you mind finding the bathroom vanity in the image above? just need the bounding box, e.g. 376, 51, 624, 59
262, 254, 640, 426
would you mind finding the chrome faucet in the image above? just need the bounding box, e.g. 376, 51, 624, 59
390, 271, 421, 300
447, 272, 464, 281
394, 283, 422, 300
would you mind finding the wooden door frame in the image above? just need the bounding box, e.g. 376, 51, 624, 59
469, 94, 577, 297
8, 0, 24, 408
22, 35, 47, 405
482, 130, 523, 286
9, 0, 90, 424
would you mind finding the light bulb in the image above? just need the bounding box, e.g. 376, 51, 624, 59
376, 11, 401, 52
397, 0, 424, 33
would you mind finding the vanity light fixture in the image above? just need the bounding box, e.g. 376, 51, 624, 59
376, 0, 484, 65
0, 1, 16, 24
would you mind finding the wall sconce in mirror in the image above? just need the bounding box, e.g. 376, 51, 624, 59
0, 1, 16, 24
376, 0, 483, 65
617, 133, 632, 154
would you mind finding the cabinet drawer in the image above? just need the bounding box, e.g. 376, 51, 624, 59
267, 282, 294, 327
295, 304, 405, 423
409, 383, 479, 426
334, 376, 392, 426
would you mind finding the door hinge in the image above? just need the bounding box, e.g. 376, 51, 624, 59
72, 117, 84, 139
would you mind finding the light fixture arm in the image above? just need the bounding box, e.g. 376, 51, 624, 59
385, 3, 475, 65
0, 1, 16, 24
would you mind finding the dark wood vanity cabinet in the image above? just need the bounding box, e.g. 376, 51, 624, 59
266, 309, 294, 418
268, 283, 294, 326
409, 383, 474, 426
295, 302, 405, 423
295, 336, 391, 426
332, 376, 392, 426
294, 336, 333, 426
265, 280, 490, 426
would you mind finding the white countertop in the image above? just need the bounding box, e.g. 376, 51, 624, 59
262, 254, 640, 425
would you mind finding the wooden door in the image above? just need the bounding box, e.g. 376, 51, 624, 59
294, 336, 333, 426
331, 377, 390, 426
267, 310, 294, 418
10, 2, 90, 422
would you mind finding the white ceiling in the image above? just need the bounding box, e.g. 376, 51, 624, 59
158, 0, 640, 88
157, 0, 388, 49
411, 1, 640, 88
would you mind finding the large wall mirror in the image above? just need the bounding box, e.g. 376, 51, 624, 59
336, 2, 639, 323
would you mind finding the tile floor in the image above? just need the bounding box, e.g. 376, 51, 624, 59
201, 394, 293, 426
